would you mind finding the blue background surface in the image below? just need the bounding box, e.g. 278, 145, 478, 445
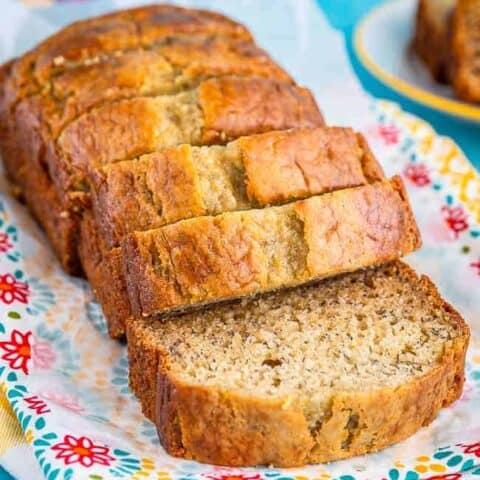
318, 0, 480, 171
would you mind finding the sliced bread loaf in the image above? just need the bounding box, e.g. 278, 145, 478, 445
127, 261, 469, 467
123, 177, 421, 318
91, 127, 383, 248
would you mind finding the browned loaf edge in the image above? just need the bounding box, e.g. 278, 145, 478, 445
413, 0, 455, 82
0, 60, 80, 271
91, 127, 384, 249
123, 176, 421, 318
451, 0, 480, 102
126, 261, 469, 467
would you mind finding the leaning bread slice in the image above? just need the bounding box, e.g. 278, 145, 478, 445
127, 261, 469, 467
91, 127, 383, 248
451, 0, 480, 102
123, 177, 421, 318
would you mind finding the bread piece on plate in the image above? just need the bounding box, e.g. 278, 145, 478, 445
123, 177, 421, 318
91, 127, 383, 249
451, 0, 480, 102
414, 0, 455, 82
127, 261, 469, 467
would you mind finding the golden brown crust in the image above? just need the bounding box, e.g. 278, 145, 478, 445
123, 178, 421, 317
91, 127, 384, 249
237, 128, 383, 204
414, 0, 455, 82
126, 261, 469, 467
8, 154, 80, 274
198, 77, 323, 143
78, 211, 130, 339
450, 0, 480, 102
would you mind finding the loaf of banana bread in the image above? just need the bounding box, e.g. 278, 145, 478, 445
0, 5, 465, 470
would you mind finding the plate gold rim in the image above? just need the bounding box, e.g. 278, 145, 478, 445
353, 0, 480, 123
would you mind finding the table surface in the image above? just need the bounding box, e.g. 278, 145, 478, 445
317, 0, 480, 171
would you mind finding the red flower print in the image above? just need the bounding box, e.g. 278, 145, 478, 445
0, 273, 29, 304
425, 474, 462, 480
461, 441, 480, 457
32, 340, 56, 370
403, 163, 431, 187
52, 435, 114, 467
378, 124, 400, 145
470, 259, 480, 276
0, 233, 12, 253
0, 329, 32, 374
24, 395, 50, 414
441, 206, 469, 239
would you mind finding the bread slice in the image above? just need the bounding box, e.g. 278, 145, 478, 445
123, 177, 421, 318
91, 127, 384, 248
451, 0, 480, 102
127, 261, 469, 467
55, 76, 323, 201
414, 0, 455, 82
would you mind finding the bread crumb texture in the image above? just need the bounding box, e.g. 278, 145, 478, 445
128, 262, 469, 466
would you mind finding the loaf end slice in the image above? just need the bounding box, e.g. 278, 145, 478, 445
123, 177, 421, 318
127, 261, 469, 467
